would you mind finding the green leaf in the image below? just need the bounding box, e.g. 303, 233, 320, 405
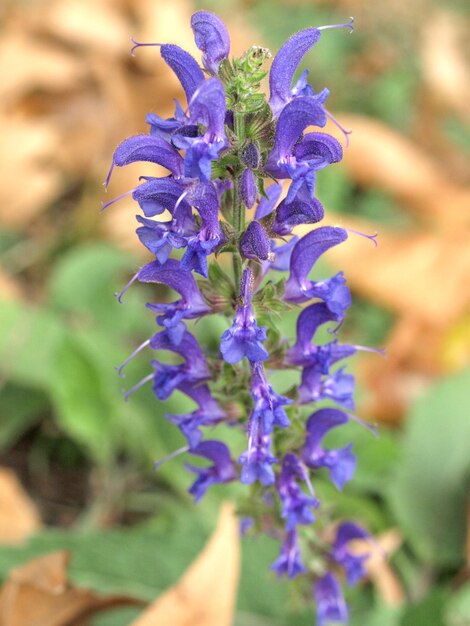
351, 603, 403, 626
388, 368, 470, 566
0, 384, 48, 450
0, 299, 67, 389
47, 243, 154, 337
445, 582, 470, 626
49, 333, 117, 464
401, 588, 449, 626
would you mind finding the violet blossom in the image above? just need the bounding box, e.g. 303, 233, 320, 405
105, 11, 380, 625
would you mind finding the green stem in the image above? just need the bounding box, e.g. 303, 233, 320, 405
232, 176, 242, 290
232, 110, 246, 291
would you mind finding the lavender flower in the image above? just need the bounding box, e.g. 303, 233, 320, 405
314, 573, 349, 626
106, 12, 379, 625
220, 268, 269, 364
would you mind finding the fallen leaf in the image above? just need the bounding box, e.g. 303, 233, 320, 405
0, 467, 41, 545
131, 502, 240, 626
351, 529, 405, 606
0, 33, 84, 104
0, 551, 142, 626
0, 117, 62, 227
329, 114, 470, 227
323, 217, 470, 329
421, 10, 470, 124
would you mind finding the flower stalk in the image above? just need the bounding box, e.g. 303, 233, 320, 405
104, 11, 380, 625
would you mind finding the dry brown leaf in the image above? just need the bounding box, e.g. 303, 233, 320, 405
34, 0, 131, 56
0, 551, 142, 626
0, 467, 41, 545
131, 502, 240, 626
0, 34, 84, 104
0, 118, 61, 227
421, 10, 470, 124
326, 219, 470, 328
349, 529, 404, 606
329, 114, 470, 226
0, 271, 22, 301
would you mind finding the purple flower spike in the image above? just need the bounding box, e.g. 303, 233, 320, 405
284, 226, 351, 316
255, 183, 283, 220
271, 529, 306, 578
132, 177, 187, 217
240, 221, 271, 261
269, 28, 322, 116
108, 135, 184, 182
220, 268, 269, 364
274, 196, 324, 235
186, 440, 236, 502
302, 408, 356, 490
191, 11, 230, 74
240, 168, 258, 209
332, 522, 371, 586
160, 44, 204, 103
167, 382, 225, 449
314, 572, 349, 626
277, 453, 319, 530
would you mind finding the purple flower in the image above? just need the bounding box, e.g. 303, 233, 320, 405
287, 303, 340, 363
239, 405, 277, 486
241, 143, 261, 170
166, 382, 225, 449
299, 366, 355, 409
240, 168, 258, 209
302, 408, 356, 490
136, 259, 210, 343
132, 177, 187, 217
174, 78, 228, 181
271, 529, 306, 578
268, 27, 321, 116
186, 440, 236, 502
265, 95, 329, 178
160, 44, 205, 104
148, 330, 210, 400
135, 211, 195, 264
106, 135, 184, 188
273, 195, 324, 235
332, 522, 371, 586
284, 227, 351, 317
261, 236, 299, 275
220, 268, 269, 364
277, 453, 319, 530
240, 221, 271, 261
250, 362, 291, 433
314, 572, 349, 626
191, 11, 230, 74
255, 183, 283, 220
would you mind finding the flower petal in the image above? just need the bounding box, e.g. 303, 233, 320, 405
191, 11, 230, 74
269, 28, 321, 115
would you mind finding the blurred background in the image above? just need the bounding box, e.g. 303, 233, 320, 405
0, 0, 469, 624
